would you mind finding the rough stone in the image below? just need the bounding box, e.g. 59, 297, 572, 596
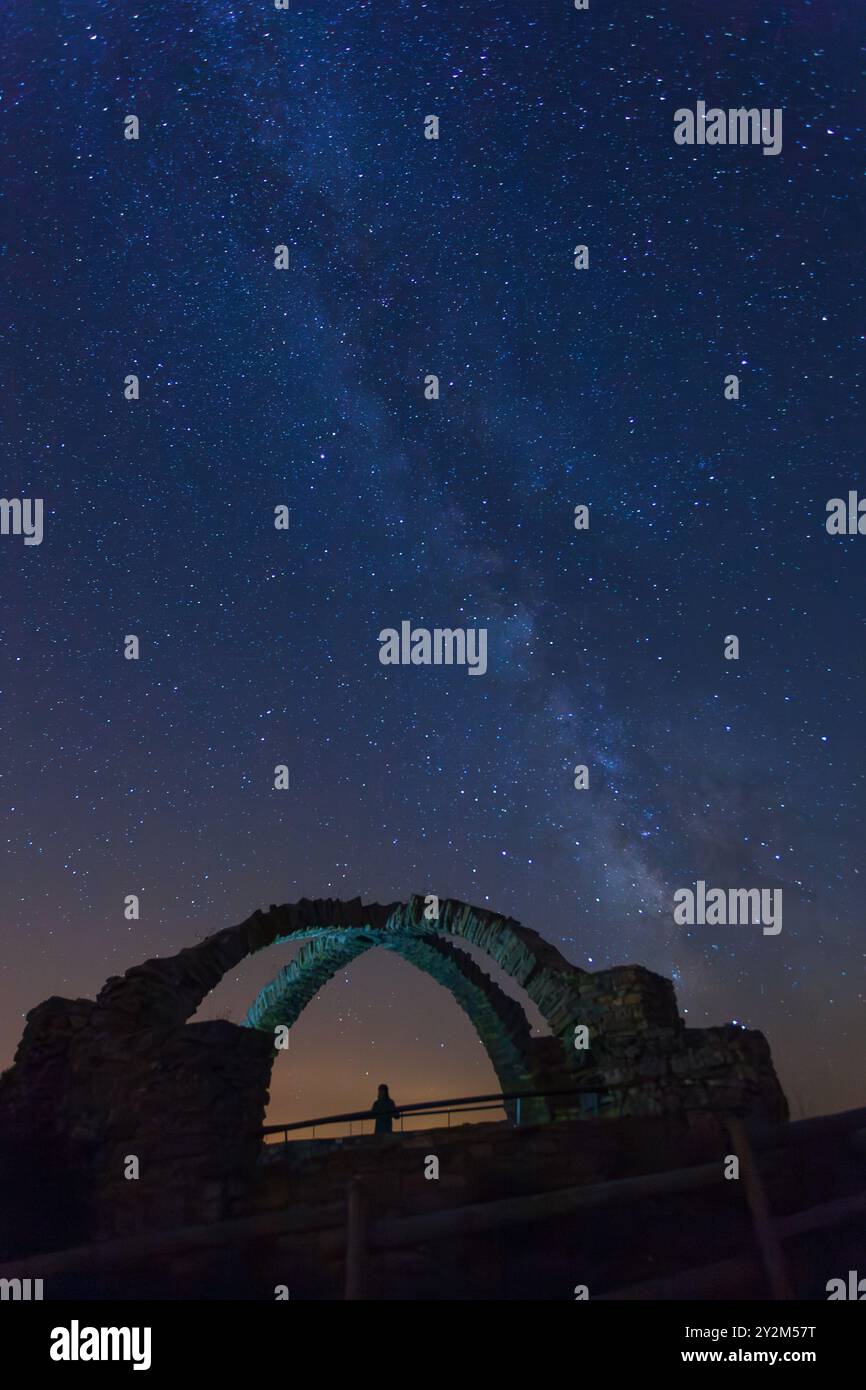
0, 894, 787, 1257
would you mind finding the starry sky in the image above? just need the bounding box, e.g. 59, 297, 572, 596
1, 0, 863, 1130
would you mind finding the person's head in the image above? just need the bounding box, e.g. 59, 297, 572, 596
378, 1084, 390, 1099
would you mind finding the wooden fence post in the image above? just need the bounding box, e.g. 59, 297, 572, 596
726, 1114, 795, 1299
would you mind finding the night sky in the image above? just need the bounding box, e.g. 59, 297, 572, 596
1, 1, 863, 1129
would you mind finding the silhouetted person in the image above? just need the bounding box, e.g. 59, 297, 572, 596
372, 1083, 398, 1135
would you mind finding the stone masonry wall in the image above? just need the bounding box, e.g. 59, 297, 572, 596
0, 895, 788, 1258
0, 997, 274, 1256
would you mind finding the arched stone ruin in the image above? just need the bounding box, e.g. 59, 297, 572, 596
0, 894, 787, 1254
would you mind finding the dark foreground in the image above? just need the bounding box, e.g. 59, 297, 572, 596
1, 1105, 864, 1302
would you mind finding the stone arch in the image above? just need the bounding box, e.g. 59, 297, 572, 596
87, 895, 590, 1128
93, 894, 592, 1045
243, 929, 545, 1108
0, 893, 788, 1249
86, 891, 786, 1133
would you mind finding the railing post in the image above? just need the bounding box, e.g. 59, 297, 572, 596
515, 1097, 521, 1127
345, 1176, 369, 1301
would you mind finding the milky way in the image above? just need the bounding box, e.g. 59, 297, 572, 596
1, 1, 863, 1123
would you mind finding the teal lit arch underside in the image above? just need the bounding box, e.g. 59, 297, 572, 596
243, 928, 540, 1100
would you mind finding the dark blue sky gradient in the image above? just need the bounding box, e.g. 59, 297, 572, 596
1, 0, 863, 1123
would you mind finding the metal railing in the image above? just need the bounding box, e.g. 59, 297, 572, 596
261, 1084, 609, 1144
